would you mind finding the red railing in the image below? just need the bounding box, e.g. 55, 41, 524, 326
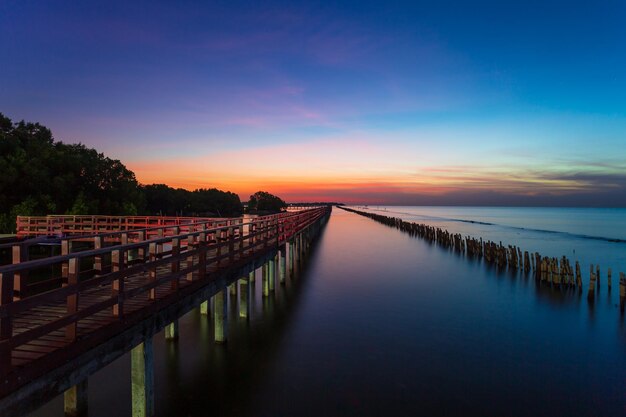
0, 207, 330, 393
15, 215, 242, 238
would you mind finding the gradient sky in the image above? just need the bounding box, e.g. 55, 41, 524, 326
1, 1, 625, 205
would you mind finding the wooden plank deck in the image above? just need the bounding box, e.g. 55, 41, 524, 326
0, 207, 330, 401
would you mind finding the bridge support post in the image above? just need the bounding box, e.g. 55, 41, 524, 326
213, 289, 228, 343
279, 247, 286, 284
239, 278, 250, 319
165, 320, 179, 340
64, 379, 88, 417
262, 263, 269, 297
269, 256, 276, 292
131, 339, 154, 417
200, 300, 210, 316
229, 282, 237, 296
249, 270, 255, 282
288, 241, 294, 276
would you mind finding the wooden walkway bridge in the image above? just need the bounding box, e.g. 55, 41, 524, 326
0, 207, 331, 416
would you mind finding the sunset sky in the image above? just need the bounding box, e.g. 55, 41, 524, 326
1, 1, 625, 205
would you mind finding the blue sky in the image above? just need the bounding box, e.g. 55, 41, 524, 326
1, 1, 625, 205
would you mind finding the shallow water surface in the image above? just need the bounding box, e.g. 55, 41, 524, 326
32, 209, 626, 416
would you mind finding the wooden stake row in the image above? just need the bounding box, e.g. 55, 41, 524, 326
340, 207, 626, 312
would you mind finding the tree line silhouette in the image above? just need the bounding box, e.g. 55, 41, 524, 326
0, 113, 284, 233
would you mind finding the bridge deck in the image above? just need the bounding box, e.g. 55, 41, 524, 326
0, 207, 330, 400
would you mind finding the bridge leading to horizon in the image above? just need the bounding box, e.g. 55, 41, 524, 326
0, 207, 331, 417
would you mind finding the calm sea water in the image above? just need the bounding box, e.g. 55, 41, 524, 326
355, 206, 626, 280
31, 208, 626, 416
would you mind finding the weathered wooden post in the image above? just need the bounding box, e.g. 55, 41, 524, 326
131, 338, 154, 417
213, 288, 228, 343
619, 272, 626, 311
64, 379, 88, 417
588, 270, 596, 301
607, 268, 612, 291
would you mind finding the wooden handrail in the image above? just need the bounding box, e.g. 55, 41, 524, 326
0, 207, 330, 379
15, 215, 242, 238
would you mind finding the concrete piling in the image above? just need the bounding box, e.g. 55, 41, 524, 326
64, 379, 88, 417
262, 262, 270, 297
131, 339, 154, 417
213, 289, 228, 343
200, 300, 209, 316
269, 256, 276, 292
239, 278, 250, 319
279, 248, 286, 284
165, 320, 179, 340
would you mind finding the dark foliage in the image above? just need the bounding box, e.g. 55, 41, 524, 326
0, 113, 143, 232
0, 113, 243, 233
142, 184, 242, 217
247, 191, 287, 213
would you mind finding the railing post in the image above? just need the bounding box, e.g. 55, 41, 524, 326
171, 236, 180, 292
250, 222, 256, 250
186, 234, 195, 282
213, 289, 228, 343
131, 338, 154, 417
216, 228, 222, 266
0, 272, 14, 373
61, 240, 72, 287
93, 236, 103, 274
148, 243, 157, 301
137, 231, 146, 261
121, 232, 129, 265
65, 257, 80, 342
112, 248, 125, 318
239, 222, 244, 252
12, 243, 28, 300
229, 226, 235, 262
157, 228, 164, 256
198, 241, 207, 281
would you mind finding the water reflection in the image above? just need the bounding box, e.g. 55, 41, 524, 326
30, 210, 625, 416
